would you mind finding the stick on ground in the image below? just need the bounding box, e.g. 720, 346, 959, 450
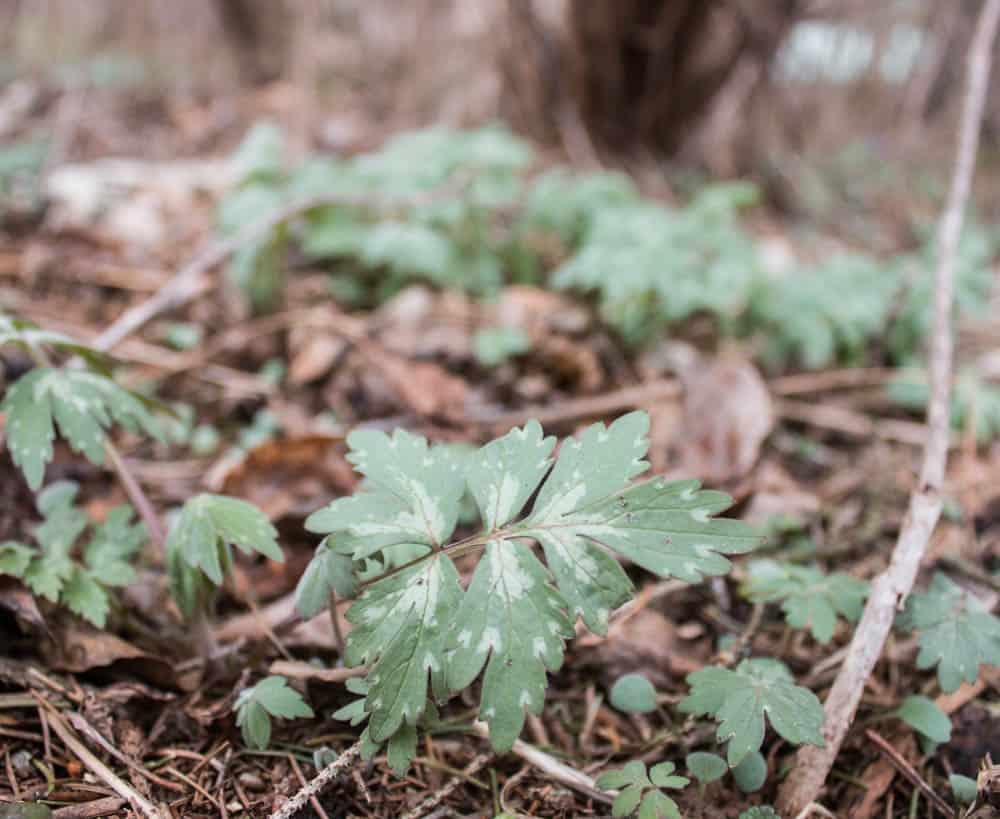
776, 0, 1000, 813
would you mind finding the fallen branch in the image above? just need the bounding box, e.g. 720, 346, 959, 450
399, 753, 492, 819
864, 729, 953, 815
268, 740, 361, 819
776, 0, 1000, 813
471, 722, 612, 805
37, 698, 164, 819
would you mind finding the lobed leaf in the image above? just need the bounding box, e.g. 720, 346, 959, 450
896, 572, 1000, 693
679, 658, 824, 766
3, 368, 162, 490
743, 559, 868, 643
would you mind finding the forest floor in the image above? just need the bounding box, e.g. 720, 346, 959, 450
0, 79, 999, 819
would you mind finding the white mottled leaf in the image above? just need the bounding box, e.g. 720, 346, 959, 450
3, 368, 162, 490
346, 554, 462, 742
446, 540, 573, 750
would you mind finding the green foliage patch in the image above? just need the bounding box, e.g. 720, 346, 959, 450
0, 482, 144, 627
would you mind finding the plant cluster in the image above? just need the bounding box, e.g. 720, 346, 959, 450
220, 123, 999, 380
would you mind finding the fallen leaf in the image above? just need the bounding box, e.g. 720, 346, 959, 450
672, 348, 774, 483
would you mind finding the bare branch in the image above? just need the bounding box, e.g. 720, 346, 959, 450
777, 0, 1000, 813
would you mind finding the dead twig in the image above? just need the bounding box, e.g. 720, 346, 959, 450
864, 729, 953, 815
36, 698, 164, 819
471, 722, 612, 805
267, 740, 361, 819
399, 753, 493, 819
52, 796, 127, 819
777, 1, 1000, 812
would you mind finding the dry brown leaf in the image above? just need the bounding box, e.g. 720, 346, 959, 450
288, 331, 348, 385
673, 350, 774, 483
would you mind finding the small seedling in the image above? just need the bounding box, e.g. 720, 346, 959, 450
233, 676, 314, 750
731, 750, 767, 793
300, 411, 758, 768
685, 751, 727, 791
742, 559, 868, 643
166, 494, 283, 620
895, 572, 1000, 693
610, 673, 658, 714
0, 481, 144, 627
596, 760, 689, 819
894, 694, 952, 747
678, 657, 824, 766
949, 773, 978, 804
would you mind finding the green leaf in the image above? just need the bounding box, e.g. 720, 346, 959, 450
306, 428, 467, 561
679, 658, 824, 766
466, 420, 556, 531
0, 542, 35, 577
521, 412, 759, 634
83, 505, 145, 587
2, 482, 139, 627
648, 762, 688, 790
596, 760, 648, 791
731, 750, 767, 793
638, 790, 681, 819
233, 676, 313, 750
895, 695, 951, 744
62, 567, 110, 628
346, 554, 463, 742
446, 540, 573, 751
949, 773, 978, 804
166, 494, 282, 595
473, 327, 531, 368
294, 539, 358, 618
743, 560, 868, 643
3, 368, 162, 490
610, 673, 658, 714
613, 784, 645, 818
685, 751, 727, 785
896, 572, 1000, 693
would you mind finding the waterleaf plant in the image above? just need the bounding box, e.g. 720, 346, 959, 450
0, 481, 144, 627
678, 657, 824, 766
895, 572, 1000, 693
300, 411, 758, 768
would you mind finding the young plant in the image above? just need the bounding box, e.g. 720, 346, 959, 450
894, 694, 952, 752
0, 481, 144, 627
595, 760, 689, 819
678, 658, 824, 766
895, 572, 1000, 693
165, 494, 284, 620
1, 313, 163, 491
233, 675, 314, 750
741, 559, 869, 643
610, 673, 658, 714
299, 411, 758, 769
